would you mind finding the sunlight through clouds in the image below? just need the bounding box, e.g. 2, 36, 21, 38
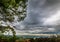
43, 10, 60, 25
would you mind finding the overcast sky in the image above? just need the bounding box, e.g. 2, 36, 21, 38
15, 0, 60, 34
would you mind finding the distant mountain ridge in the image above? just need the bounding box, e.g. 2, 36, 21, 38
32, 32, 60, 34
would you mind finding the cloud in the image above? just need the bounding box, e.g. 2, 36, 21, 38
15, 0, 60, 34
43, 10, 60, 26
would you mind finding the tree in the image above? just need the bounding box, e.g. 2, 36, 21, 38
0, 0, 27, 41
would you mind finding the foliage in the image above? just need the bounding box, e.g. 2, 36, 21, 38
0, 0, 28, 41
0, 0, 27, 22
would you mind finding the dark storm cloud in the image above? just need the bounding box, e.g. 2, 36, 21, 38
15, 0, 60, 33
24, 0, 60, 25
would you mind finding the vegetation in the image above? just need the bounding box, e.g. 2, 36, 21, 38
0, 0, 27, 42
0, 35, 60, 42
28, 38, 60, 42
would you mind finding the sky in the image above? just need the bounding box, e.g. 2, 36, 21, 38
15, 0, 60, 34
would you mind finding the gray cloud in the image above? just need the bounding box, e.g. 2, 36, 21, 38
15, 0, 60, 34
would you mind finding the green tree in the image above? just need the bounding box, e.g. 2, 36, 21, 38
0, 0, 27, 41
